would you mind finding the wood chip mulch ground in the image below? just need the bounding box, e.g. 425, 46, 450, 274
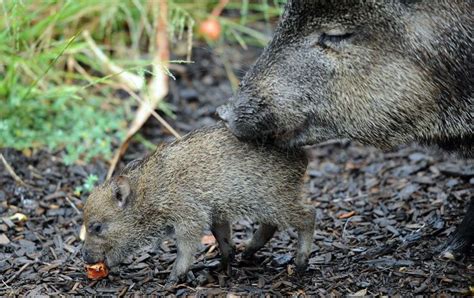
1, 46, 472, 296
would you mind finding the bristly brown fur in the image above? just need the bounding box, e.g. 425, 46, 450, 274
82, 123, 314, 285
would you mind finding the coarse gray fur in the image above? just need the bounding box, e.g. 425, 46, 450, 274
217, 0, 473, 256
218, 0, 473, 157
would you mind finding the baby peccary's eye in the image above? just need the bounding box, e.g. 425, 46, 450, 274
89, 222, 103, 235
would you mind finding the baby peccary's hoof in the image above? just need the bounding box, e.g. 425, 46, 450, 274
294, 253, 309, 274
440, 201, 474, 260
295, 263, 308, 274
164, 272, 188, 290
221, 260, 232, 276
241, 249, 256, 260
164, 278, 178, 291
440, 235, 472, 261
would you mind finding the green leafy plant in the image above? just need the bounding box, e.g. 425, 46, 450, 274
74, 174, 99, 196
0, 0, 284, 164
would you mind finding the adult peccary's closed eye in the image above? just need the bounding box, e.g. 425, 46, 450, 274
81, 123, 314, 286
217, 1, 473, 256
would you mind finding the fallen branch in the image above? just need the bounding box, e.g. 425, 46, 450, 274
106, 0, 179, 179
211, 0, 229, 17
82, 30, 145, 91
0, 153, 28, 187
105, 87, 181, 179
120, 85, 181, 139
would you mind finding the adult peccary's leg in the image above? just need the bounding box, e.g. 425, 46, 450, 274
211, 221, 234, 275
443, 198, 474, 258
242, 223, 277, 259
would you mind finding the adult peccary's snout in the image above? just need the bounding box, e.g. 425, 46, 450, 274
217, 96, 279, 141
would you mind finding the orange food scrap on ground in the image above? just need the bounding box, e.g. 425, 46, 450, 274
85, 262, 109, 280
201, 234, 216, 245
338, 211, 356, 219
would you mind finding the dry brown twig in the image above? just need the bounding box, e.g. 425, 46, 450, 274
106, 85, 181, 180
82, 30, 144, 91
211, 0, 229, 17
119, 85, 181, 139
0, 153, 28, 187
106, 0, 180, 179
82, 0, 180, 179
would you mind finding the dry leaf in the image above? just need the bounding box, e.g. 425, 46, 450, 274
10, 213, 28, 222
352, 288, 368, 296
338, 211, 356, 219
105, 0, 181, 179
0, 234, 10, 245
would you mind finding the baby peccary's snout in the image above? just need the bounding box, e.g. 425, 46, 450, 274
83, 123, 314, 288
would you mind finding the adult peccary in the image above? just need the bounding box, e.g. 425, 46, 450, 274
82, 123, 313, 287
217, 1, 473, 256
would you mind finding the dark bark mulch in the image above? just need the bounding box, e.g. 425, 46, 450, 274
0, 46, 473, 296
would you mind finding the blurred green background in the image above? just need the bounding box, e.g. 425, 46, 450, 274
0, 0, 284, 164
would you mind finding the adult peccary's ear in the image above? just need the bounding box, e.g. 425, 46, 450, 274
112, 176, 131, 208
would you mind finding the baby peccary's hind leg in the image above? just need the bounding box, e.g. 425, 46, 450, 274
242, 223, 277, 259
442, 197, 474, 259
166, 225, 202, 288
292, 207, 315, 273
211, 221, 234, 275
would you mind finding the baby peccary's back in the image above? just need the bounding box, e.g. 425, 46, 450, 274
144, 123, 314, 285
161, 123, 309, 224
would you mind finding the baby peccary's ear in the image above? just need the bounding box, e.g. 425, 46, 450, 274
112, 176, 131, 208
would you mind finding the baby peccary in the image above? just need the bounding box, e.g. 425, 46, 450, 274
82, 123, 314, 286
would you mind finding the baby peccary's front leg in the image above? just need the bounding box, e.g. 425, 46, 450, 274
211, 221, 234, 275
292, 207, 316, 273
242, 223, 277, 259
166, 226, 201, 288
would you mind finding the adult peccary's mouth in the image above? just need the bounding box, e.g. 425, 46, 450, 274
272, 119, 312, 148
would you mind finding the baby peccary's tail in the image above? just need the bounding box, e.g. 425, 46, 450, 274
291, 207, 316, 272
